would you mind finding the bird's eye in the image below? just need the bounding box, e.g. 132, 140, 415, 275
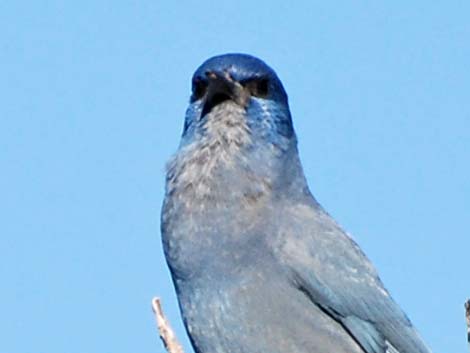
192, 79, 208, 101
245, 78, 269, 98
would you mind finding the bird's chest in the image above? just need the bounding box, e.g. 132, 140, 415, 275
176, 267, 280, 353
162, 193, 270, 279
176, 265, 338, 353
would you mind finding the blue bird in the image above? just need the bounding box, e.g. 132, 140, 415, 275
161, 53, 432, 353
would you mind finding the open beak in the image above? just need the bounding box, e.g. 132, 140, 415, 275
201, 71, 249, 117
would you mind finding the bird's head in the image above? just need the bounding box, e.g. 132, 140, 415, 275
166, 54, 307, 206
180, 53, 294, 150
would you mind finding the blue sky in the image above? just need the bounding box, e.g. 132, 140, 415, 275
1, 1, 469, 352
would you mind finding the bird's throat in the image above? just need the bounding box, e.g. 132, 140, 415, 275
165, 103, 274, 211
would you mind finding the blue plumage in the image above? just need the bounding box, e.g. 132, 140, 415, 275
161, 53, 432, 353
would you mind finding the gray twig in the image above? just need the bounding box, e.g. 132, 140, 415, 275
152, 297, 185, 353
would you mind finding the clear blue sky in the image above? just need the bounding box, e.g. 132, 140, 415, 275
1, 1, 469, 352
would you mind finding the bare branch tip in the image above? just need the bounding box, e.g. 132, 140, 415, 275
152, 297, 162, 314
152, 297, 185, 353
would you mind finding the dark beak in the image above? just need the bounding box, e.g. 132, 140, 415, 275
201, 71, 249, 117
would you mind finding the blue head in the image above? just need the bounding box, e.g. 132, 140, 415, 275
181, 54, 295, 150
167, 54, 307, 209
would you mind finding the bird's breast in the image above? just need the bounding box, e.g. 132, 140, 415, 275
162, 200, 272, 282
176, 262, 364, 353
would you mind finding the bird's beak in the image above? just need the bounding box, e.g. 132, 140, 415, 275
201, 71, 249, 116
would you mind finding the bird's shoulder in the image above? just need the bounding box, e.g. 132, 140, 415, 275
271, 200, 386, 299
268, 199, 430, 353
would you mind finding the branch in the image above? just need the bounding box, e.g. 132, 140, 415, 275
152, 297, 185, 353
465, 299, 470, 348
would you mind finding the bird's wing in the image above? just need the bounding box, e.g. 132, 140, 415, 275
274, 202, 431, 353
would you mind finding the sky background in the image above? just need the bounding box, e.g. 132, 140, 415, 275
1, 1, 469, 352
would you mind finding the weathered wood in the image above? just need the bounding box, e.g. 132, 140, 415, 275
152, 298, 185, 353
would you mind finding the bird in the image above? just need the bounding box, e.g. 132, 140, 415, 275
161, 53, 432, 353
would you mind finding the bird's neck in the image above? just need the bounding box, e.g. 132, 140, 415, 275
162, 100, 311, 235
165, 133, 273, 211
166, 103, 286, 208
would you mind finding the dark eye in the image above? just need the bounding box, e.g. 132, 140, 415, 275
192, 78, 208, 101
246, 78, 269, 98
